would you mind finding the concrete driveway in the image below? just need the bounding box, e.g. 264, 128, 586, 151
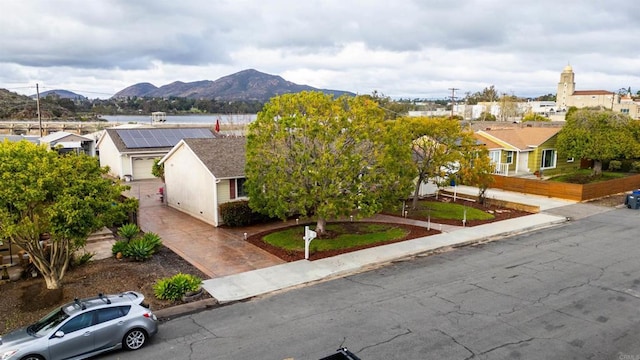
127, 179, 285, 278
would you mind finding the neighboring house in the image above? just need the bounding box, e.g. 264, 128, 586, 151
97, 127, 216, 180
474, 127, 574, 177
0, 134, 40, 145
39, 131, 96, 156
159, 137, 247, 227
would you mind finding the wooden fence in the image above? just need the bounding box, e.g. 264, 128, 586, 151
490, 174, 640, 201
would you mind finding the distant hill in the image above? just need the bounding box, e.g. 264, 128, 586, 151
112, 69, 355, 102
112, 83, 158, 98
31, 89, 87, 100
0, 89, 74, 119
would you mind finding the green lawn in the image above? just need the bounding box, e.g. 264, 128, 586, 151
263, 223, 409, 252
549, 169, 628, 184
409, 201, 494, 221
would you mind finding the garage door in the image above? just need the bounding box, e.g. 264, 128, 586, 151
132, 157, 157, 180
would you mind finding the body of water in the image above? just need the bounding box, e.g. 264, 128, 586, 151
100, 114, 257, 125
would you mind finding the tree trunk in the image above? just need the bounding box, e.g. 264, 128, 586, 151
18, 237, 72, 290
43, 273, 62, 290
478, 187, 487, 205
316, 217, 326, 236
411, 174, 425, 210
592, 160, 603, 176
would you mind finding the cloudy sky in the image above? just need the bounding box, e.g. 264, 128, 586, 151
2, 0, 639, 100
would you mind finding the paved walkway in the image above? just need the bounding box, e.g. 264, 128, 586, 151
119, 179, 621, 306
129, 180, 287, 278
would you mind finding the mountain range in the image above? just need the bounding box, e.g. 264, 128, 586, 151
31, 89, 88, 100
112, 69, 355, 102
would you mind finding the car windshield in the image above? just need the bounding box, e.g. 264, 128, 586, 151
28, 307, 70, 336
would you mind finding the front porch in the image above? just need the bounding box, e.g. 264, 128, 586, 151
491, 162, 533, 177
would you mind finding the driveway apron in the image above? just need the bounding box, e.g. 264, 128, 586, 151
127, 180, 285, 278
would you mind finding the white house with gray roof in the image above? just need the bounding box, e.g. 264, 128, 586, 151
40, 131, 96, 156
159, 137, 247, 227
97, 127, 216, 180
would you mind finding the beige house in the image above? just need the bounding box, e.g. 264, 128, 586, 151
556, 64, 617, 109
159, 137, 247, 227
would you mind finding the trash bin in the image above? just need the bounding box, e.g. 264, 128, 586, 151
626, 194, 640, 209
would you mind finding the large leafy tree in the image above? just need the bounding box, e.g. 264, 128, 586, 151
245, 91, 414, 235
457, 144, 495, 204
464, 85, 499, 105
0, 141, 137, 289
399, 117, 477, 209
557, 109, 640, 175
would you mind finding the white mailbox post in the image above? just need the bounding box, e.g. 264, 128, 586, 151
303, 226, 317, 260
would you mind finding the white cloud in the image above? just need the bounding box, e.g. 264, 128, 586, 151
2, 0, 640, 99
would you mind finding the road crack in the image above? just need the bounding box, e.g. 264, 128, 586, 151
433, 328, 476, 359
356, 328, 413, 354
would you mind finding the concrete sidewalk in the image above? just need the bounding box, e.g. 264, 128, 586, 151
202, 188, 579, 303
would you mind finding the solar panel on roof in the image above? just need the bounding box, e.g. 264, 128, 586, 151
116, 128, 214, 149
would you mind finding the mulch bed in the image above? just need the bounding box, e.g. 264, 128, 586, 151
398, 197, 534, 227
246, 197, 533, 263
0, 246, 212, 335
246, 222, 439, 262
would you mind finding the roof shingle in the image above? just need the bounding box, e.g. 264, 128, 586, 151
183, 137, 246, 178
476, 127, 561, 151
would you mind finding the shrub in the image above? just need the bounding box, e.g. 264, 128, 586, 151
632, 161, 640, 173
117, 223, 140, 242
522, 113, 551, 122
153, 273, 202, 301
140, 232, 163, 251
219, 200, 277, 227
608, 160, 622, 171
477, 111, 496, 121
151, 159, 165, 181
112, 240, 129, 256
220, 200, 254, 227
124, 237, 157, 261
71, 251, 95, 267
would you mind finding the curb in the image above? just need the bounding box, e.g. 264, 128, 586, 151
157, 216, 569, 319
153, 298, 221, 321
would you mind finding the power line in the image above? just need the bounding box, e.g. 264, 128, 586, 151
448, 87, 459, 118
2, 84, 115, 97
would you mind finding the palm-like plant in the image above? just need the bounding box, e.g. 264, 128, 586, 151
117, 223, 140, 242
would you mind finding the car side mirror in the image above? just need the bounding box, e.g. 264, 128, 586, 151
53, 331, 65, 338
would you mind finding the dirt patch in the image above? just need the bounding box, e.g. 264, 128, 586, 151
0, 246, 212, 334
585, 193, 628, 207
247, 222, 439, 262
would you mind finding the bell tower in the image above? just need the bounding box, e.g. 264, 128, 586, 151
556, 64, 575, 109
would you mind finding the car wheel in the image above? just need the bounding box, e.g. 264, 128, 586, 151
123, 328, 148, 350
21, 356, 44, 360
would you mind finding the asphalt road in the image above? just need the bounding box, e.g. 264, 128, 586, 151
101, 207, 640, 360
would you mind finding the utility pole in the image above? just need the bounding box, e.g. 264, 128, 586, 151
448, 87, 459, 118
36, 83, 43, 137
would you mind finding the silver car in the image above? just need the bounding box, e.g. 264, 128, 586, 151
0, 291, 158, 360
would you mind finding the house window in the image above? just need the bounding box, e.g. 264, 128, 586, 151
541, 149, 556, 169
489, 151, 500, 164
505, 151, 514, 164
236, 178, 248, 198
